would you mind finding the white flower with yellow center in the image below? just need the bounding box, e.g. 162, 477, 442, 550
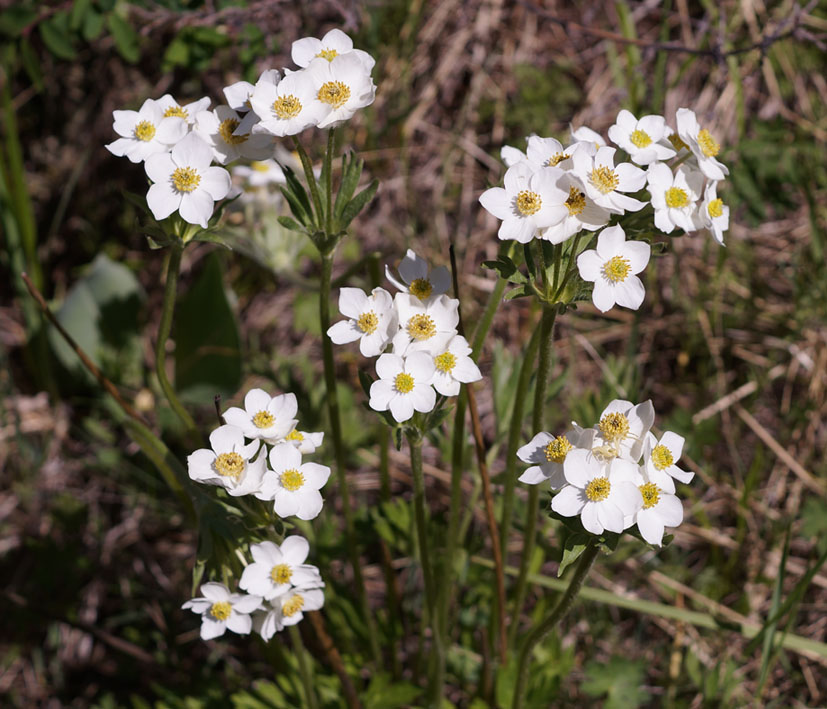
182, 582, 263, 641
369, 352, 436, 423
576, 224, 650, 312
256, 444, 330, 520
408, 333, 482, 397
280, 428, 325, 454
643, 431, 693, 491
524, 135, 585, 171
627, 467, 684, 546
478, 163, 571, 243
552, 450, 642, 534
239, 537, 323, 601
155, 94, 210, 126
193, 106, 274, 165
647, 163, 704, 234
106, 98, 188, 164
291, 28, 376, 72
232, 159, 286, 189
327, 287, 397, 357
248, 69, 327, 137
697, 181, 729, 246
517, 424, 594, 489
538, 174, 611, 245
589, 399, 655, 463
571, 146, 647, 214
385, 249, 451, 301
675, 108, 729, 181
255, 586, 326, 641
391, 293, 459, 355
570, 125, 607, 154
223, 389, 298, 442
608, 109, 676, 165
144, 133, 231, 228
223, 77, 263, 113
306, 53, 376, 129
187, 424, 266, 496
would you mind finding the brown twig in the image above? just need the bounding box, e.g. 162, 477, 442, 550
306, 611, 361, 709
21, 272, 148, 426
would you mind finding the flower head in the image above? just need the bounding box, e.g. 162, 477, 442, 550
182, 582, 262, 640
223, 389, 298, 442
698, 181, 729, 245
154, 94, 211, 126
517, 424, 595, 490
369, 352, 436, 423
193, 106, 274, 164
391, 293, 459, 355
385, 249, 451, 301
647, 163, 704, 234
590, 399, 655, 463
306, 53, 376, 129
627, 467, 684, 546
643, 431, 693, 490
608, 110, 676, 165
675, 108, 729, 181
187, 424, 266, 496
239, 537, 323, 601
105, 98, 188, 164
256, 444, 330, 520
327, 287, 397, 357
571, 146, 647, 214
255, 586, 325, 641
291, 29, 376, 72
408, 333, 482, 397
248, 69, 328, 137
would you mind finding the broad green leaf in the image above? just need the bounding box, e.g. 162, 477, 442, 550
69, 0, 91, 30
558, 533, 589, 577
81, 7, 104, 41
39, 13, 76, 60
582, 656, 650, 708
107, 13, 140, 63
0, 5, 37, 37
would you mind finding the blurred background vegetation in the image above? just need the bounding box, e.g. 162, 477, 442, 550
2, 0, 827, 706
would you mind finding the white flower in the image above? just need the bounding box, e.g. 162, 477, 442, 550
517, 424, 594, 489
223, 79, 258, 113
193, 106, 274, 165
291, 28, 376, 72
256, 444, 330, 520
232, 159, 286, 188
327, 287, 397, 357
577, 224, 650, 312
248, 69, 327, 137
675, 108, 729, 181
155, 94, 210, 125
500, 144, 527, 167
255, 586, 325, 641
187, 424, 266, 496
571, 146, 647, 214
409, 333, 482, 397
629, 467, 684, 546
223, 388, 298, 442
182, 582, 262, 640
697, 181, 729, 245
391, 293, 459, 355
239, 537, 323, 601
643, 431, 694, 490
281, 428, 324, 454
552, 450, 642, 534
385, 249, 451, 300
608, 109, 676, 165
105, 98, 188, 164
570, 125, 607, 153
647, 163, 704, 234
144, 133, 231, 228
524, 135, 583, 171
590, 399, 655, 463
478, 163, 571, 243
537, 174, 611, 244
369, 352, 436, 422
306, 54, 376, 129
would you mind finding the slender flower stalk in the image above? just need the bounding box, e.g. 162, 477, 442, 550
289, 624, 319, 709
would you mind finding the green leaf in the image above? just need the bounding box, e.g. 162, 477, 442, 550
107, 12, 140, 63
39, 13, 76, 60
558, 533, 589, 577
482, 255, 526, 283
338, 178, 378, 229
174, 252, 242, 404
363, 673, 421, 708
276, 214, 307, 233
81, 7, 104, 41
19, 38, 43, 92
333, 152, 363, 220
280, 165, 313, 223
582, 656, 650, 708
504, 284, 531, 300
0, 6, 37, 37
69, 0, 91, 30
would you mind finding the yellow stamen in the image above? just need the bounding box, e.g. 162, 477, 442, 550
273, 95, 303, 120
585, 476, 611, 502
279, 469, 305, 491
640, 482, 660, 509
394, 373, 414, 393
547, 152, 569, 166
407, 314, 436, 341
209, 601, 232, 621
317, 81, 351, 109
590, 166, 619, 194
565, 186, 586, 216
286, 429, 304, 442
515, 190, 542, 216
630, 129, 651, 148
697, 129, 720, 157
651, 444, 674, 470
668, 133, 688, 151
253, 410, 275, 428
214, 452, 244, 479
707, 198, 724, 218
356, 311, 379, 334
599, 413, 630, 443
252, 161, 270, 172
171, 166, 201, 193
134, 120, 156, 142
602, 255, 631, 283
219, 118, 247, 145
435, 352, 456, 373
317, 49, 338, 61
544, 435, 572, 464
409, 278, 433, 299
283, 594, 305, 618
164, 105, 188, 119
665, 187, 689, 209
270, 564, 292, 584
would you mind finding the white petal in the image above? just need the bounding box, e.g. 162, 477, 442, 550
146, 183, 180, 221
200, 167, 231, 200
389, 395, 414, 422
577, 250, 602, 282
551, 485, 585, 516
637, 510, 665, 546
178, 189, 214, 229
580, 503, 603, 534
614, 276, 645, 310
281, 536, 310, 564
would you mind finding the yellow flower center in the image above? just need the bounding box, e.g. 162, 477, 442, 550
697, 128, 720, 157
585, 476, 611, 502
356, 310, 379, 334
640, 482, 661, 509
515, 190, 542, 216
273, 95, 303, 120
599, 412, 630, 443
707, 198, 724, 218
163, 105, 188, 119
407, 314, 436, 341
317, 48, 338, 61
209, 601, 232, 621
435, 352, 456, 373
590, 166, 619, 194
409, 278, 433, 299
602, 255, 631, 283
171, 166, 201, 193
279, 469, 305, 491
134, 120, 156, 142
318, 81, 351, 109
547, 152, 569, 166
214, 452, 245, 479
270, 564, 292, 584
565, 186, 586, 216
252, 161, 271, 172
394, 372, 415, 394
253, 410, 275, 428
650, 444, 674, 470
283, 594, 305, 618
630, 129, 652, 148
665, 187, 689, 209
544, 435, 572, 464
219, 117, 247, 145
668, 133, 688, 151
286, 429, 304, 442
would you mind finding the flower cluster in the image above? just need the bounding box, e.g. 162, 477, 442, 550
479, 107, 731, 312
187, 388, 329, 520
182, 535, 324, 641
517, 399, 693, 546
327, 250, 482, 422
106, 29, 376, 230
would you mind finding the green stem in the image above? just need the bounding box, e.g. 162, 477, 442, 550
508, 306, 557, 647
293, 138, 324, 228
318, 249, 382, 666
511, 541, 600, 709
289, 625, 319, 709
155, 246, 200, 443
324, 129, 335, 234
